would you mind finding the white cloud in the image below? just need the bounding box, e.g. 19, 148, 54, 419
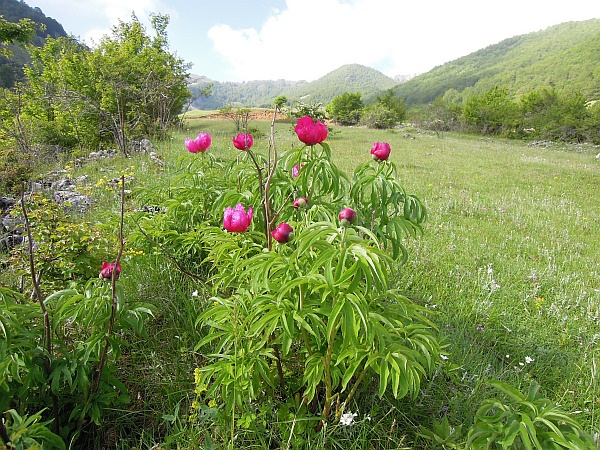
207, 0, 600, 81
34, 0, 173, 46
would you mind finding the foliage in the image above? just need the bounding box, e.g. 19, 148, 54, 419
326, 92, 363, 125
5, 193, 116, 291
360, 103, 397, 129
0, 277, 153, 446
467, 381, 596, 449
463, 86, 518, 136
135, 119, 441, 447
21, 14, 190, 154
423, 84, 600, 142
1, 408, 65, 450
289, 101, 328, 122
0, 16, 36, 48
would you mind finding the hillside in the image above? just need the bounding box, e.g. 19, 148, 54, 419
393, 18, 600, 106
188, 64, 397, 110
0, 0, 68, 87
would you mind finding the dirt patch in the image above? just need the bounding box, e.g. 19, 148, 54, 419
205, 109, 279, 121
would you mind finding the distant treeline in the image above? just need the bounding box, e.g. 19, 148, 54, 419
411, 85, 600, 143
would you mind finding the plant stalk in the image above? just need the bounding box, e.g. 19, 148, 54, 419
92, 175, 125, 394
20, 188, 60, 435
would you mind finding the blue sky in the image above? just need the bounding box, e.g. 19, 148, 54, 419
29, 0, 600, 82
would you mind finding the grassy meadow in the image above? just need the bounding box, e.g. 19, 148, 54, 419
3, 113, 600, 448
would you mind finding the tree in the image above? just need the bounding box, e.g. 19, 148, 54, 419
375, 89, 406, 122
326, 92, 363, 125
24, 14, 190, 154
0, 16, 36, 49
462, 86, 518, 135
361, 89, 406, 129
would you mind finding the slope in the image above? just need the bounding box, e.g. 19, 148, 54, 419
393, 18, 600, 106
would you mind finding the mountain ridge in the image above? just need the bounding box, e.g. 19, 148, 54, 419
188, 63, 398, 110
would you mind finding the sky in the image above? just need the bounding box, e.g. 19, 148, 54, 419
27, 0, 600, 82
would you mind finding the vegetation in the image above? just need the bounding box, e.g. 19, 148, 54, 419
394, 18, 600, 106
0, 0, 67, 88
412, 85, 600, 143
2, 115, 599, 448
326, 92, 363, 125
1, 5, 600, 449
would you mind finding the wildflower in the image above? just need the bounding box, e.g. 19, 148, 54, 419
271, 222, 294, 243
440, 354, 449, 360
340, 411, 358, 426
294, 116, 328, 145
191, 290, 198, 297
339, 207, 357, 227
525, 356, 535, 364
476, 324, 485, 332
100, 261, 121, 280
232, 133, 254, 150
223, 204, 253, 232
185, 132, 212, 153
535, 297, 545, 310
370, 142, 391, 161
293, 197, 308, 210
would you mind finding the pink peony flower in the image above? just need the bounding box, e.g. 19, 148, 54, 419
338, 208, 357, 227
271, 222, 294, 243
370, 142, 391, 161
294, 116, 328, 145
223, 203, 253, 232
232, 133, 254, 150
185, 132, 212, 153
100, 261, 121, 280
293, 197, 308, 210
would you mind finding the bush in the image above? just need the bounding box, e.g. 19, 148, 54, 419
361, 103, 399, 129
326, 92, 363, 125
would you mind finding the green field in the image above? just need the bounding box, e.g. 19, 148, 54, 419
2, 117, 599, 448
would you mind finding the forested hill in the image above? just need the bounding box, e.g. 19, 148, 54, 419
189, 64, 398, 110
0, 0, 68, 88
393, 18, 600, 106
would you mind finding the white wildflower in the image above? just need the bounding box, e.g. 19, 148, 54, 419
525, 356, 535, 364
440, 355, 449, 360
191, 290, 198, 297
340, 412, 358, 426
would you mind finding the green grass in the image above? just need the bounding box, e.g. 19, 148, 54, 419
3, 118, 599, 448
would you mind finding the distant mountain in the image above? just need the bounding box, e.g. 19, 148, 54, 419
393, 18, 600, 106
188, 64, 398, 110
0, 0, 68, 87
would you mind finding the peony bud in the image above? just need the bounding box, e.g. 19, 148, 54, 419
293, 197, 308, 210
271, 222, 294, 243
370, 142, 391, 161
338, 207, 357, 227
